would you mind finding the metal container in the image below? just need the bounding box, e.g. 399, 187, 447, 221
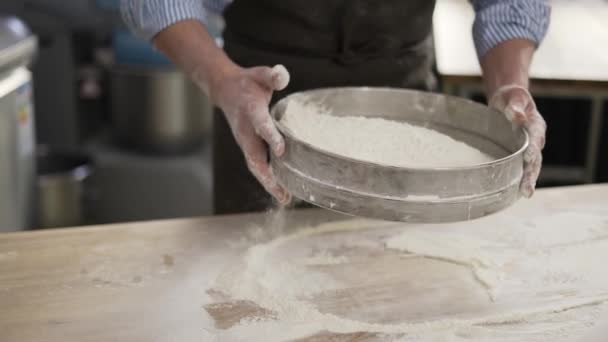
109, 66, 212, 154
36, 147, 92, 229
270, 87, 528, 223
0, 17, 37, 232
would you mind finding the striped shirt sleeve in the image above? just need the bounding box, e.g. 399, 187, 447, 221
471, 0, 551, 58
120, 0, 208, 41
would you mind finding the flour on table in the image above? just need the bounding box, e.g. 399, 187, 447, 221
280, 100, 493, 168
299, 250, 349, 266
384, 228, 514, 300
206, 207, 608, 341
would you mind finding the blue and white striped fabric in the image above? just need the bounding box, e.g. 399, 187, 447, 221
472, 0, 550, 57
120, 0, 208, 40
120, 0, 550, 58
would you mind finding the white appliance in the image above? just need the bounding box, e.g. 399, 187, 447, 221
0, 17, 37, 231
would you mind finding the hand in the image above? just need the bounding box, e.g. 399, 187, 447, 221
153, 22, 291, 204
489, 85, 546, 198
209, 64, 291, 204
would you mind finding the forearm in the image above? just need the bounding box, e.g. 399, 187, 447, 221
480, 39, 536, 98
153, 20, 239, 99
470, 0, 550, 96
481, 40, 547, 198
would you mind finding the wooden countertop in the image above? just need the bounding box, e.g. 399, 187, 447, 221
433, 0, 608, 82
1, 184, 608, 341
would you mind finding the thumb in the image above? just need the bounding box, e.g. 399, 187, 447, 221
247, 64, 290, 91
492, 87, 533, 124
504, 97, 528, 124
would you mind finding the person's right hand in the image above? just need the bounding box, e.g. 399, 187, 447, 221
208, 64, 291, 205
489, 85, 546, 198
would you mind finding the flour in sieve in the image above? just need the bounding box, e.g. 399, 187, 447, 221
280, 100, 493, 168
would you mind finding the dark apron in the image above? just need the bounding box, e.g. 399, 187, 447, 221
213, 0, 437, 214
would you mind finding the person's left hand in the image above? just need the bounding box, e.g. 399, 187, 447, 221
489, 85, 547, 198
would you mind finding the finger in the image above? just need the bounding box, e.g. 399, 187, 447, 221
520, 111, 546, 198
505, 105, 527, 125
270, 64, 290, 90
247, 64, 290, 91
249, 103, 285, 156
248, 154, 291, 205
237, 129, 290, 204
269, 165, 292, 205
520, 153, 542, 198
491, 86, 536, 125
503, 94, 530, 124
523, 128, 544, 164
523, 138, 541, 170
521, 126, 543, 198
526, 113, 547, 150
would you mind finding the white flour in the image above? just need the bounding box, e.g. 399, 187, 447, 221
384, 229, 513, 301
280, 100, 493, 168
206, 207, 608, 341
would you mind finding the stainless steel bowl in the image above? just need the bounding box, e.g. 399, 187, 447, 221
270, 87, 528, 222
110, 66, 212, 155
36, 147, 92, 228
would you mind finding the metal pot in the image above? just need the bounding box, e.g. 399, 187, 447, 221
109, 66, 212, 154
36, 147, 92, 229
0, 17, 37, 232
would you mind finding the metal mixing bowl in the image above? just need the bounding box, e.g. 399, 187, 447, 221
270, 87, 528, 222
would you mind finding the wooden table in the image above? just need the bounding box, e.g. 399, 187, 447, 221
433, 0, 608, 184
1, 184, 608, 341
